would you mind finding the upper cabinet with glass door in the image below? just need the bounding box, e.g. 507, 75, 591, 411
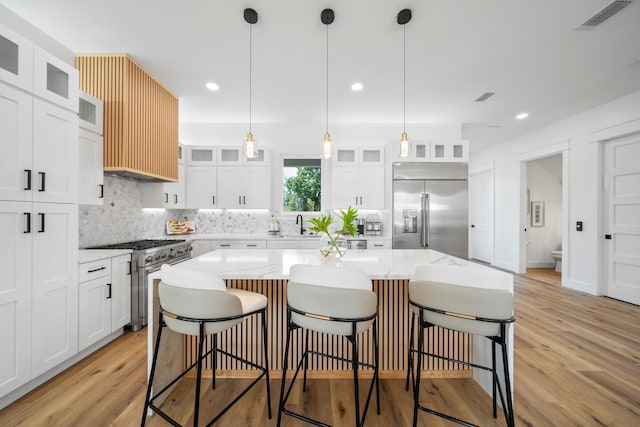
332, 146, 384, 167
429, 140, 469, 163
186, 146, 216, 166
33, 46, 78, 113
0, 23, 34, 92
217, 145, 270, 166
390, 140, 430, 162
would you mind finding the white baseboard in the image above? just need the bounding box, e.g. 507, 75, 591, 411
0, 329, 124, 410
491, 259, 519, 273
527, 260, 555, 268
564, 278, 597, 295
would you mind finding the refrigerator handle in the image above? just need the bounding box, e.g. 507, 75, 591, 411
421, 193, 430, 248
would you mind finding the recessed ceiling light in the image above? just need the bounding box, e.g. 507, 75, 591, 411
351, 82, 363, 92
516, 112, 529, 120
206, 82, 219, 91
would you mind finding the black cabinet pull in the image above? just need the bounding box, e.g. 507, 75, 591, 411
212, 195, 215, 205
128, 261, 132, 275
247, 244, 257, 247
24, 170, 32, 190
88, 266, 107, 273
38, 172, 46, 192
38, 213, 45, 232
174, 194, 178, 204
99, 184, 104, 198
220, 244, 231, 247
106, 283, 112, 299
605, 234, 612, 240
23, 212, 31, 233
164, 193, 168, 203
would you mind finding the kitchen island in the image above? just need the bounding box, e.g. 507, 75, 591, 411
147, 248, 513, 399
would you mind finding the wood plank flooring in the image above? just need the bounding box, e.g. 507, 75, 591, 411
1, 272, 638, 426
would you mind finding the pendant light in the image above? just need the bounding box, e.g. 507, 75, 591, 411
398, 9, 412, 158
321, 9, 335, 159
244, 8, 258, 159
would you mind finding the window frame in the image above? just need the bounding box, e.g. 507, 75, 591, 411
279, 153, 327, 215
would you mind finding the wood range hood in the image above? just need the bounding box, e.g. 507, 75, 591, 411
76, 54, 178, 182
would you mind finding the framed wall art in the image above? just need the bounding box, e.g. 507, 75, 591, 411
531, 201, 545, 227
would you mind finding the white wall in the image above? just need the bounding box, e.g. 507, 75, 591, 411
470, 89, 640, 295
526, 155, 562, 268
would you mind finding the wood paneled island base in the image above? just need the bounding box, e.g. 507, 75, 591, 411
182, 279, 472, 379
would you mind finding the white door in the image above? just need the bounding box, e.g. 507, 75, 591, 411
111, 254, 132, 330
31, 203, 78, 376
78, 276, 111, 351
359, 167, 385, 209
331, 167, 359, 209
32, 99, 79, 204
0, 82, 33, 202
78, 128, 104, 205
185, 167, 217, 208
469, 169, 493, 263
0, 201, 32, 396
216, 167, 244, 208
604, 135, 640, 305
243, 167, 271, 209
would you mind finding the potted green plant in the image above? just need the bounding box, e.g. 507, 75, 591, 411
307, 206, 358, 259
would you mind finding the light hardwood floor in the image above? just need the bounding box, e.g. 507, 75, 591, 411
1, 273, 638, 426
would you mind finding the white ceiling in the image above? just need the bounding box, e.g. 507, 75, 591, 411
2, 0, 640, 152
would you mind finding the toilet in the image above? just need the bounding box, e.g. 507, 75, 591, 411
550, 250, 562, 272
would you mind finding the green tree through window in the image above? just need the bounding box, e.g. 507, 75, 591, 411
283, 158, 321, 212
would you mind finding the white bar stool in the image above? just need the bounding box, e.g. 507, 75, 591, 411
406, 263, 515, 427
141, 264, 272, 426
277, 264, 380, 427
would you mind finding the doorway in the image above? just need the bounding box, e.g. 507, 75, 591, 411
603, 134, 640, 305
524, 154, 563, 281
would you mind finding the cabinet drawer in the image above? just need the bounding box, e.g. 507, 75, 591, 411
213, 240, 266, 249
368, 240, 392, 249
79, 259, 111, 282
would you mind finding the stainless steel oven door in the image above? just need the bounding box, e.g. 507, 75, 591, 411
133, 255, 191, 331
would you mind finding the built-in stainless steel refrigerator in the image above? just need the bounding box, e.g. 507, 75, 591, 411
392, 162, 468, 259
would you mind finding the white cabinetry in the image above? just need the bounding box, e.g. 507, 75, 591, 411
33, 46, 78, 113
78, 91, 104, 205
430, 140, 469, 162
0, 23, 34, 92
217, 166, 271, 209
333, 147, 384, 167
30, 203, 78, 378
213, 240, 267, 249
217, 146, 270, 166
391, 140, 430, 162
143, 164, 186, 209
0, 202, 32, 397
78, 254, 131, 351
186, 167, 217, 208
186, 146, 216, 166
331, 167, 384, 209
367, 239, 392, 249
266, 239, 323, 249
1, 23, 80, 401
191, 240, 212, 257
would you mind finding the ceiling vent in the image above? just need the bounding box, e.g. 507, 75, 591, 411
474, 92, 495, 102
575, 0, 637, 29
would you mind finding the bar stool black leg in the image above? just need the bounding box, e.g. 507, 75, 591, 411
303, 329, 310, 392
374, 318, 380, 415
212, 333, 217, 390
261, 310, 272, 419
351, 324, 360, 427
492, 339, 497, 418
412, 311, 424, 427
500, 326, 515, 427
277, 315, 292, 427
193, 323, 205, 427
141, 313, 164, 427
406, 312, 415, 391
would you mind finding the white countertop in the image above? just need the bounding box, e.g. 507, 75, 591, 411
168, 248, 508, 285
78, 249, 132, 263
172, 233, 390, 241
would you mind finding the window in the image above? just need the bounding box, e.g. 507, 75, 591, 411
283, 158, 321, 212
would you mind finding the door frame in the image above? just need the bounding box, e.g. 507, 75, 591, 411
519, 142, 569, 279
468, 161, 494, 264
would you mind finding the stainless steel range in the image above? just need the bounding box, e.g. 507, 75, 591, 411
89, 239, 192, 331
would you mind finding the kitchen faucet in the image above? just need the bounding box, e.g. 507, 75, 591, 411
296, 214, 305, 235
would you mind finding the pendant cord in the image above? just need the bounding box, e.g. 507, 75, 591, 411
403, 24, 406, 134
249, 23, 252, 134
326, 24, 329, 134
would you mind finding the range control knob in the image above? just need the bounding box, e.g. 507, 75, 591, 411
145, 256, 153, 263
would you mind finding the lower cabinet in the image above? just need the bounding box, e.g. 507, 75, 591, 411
191, 239, 267, 256
266, 239, 323, 249
78, 254, 131, 351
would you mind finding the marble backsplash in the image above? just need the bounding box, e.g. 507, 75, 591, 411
79, 176, 320, 247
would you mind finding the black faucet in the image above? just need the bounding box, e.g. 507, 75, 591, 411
296, 214, 305, 235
